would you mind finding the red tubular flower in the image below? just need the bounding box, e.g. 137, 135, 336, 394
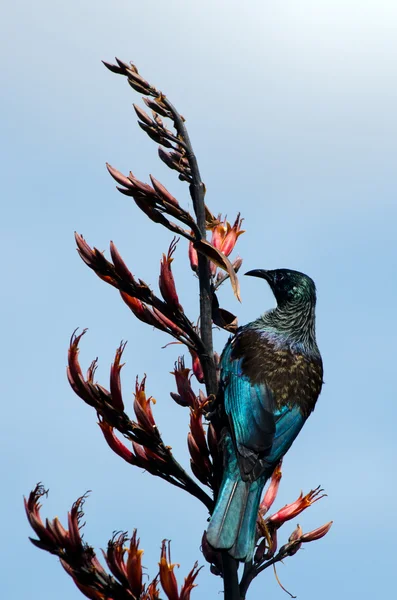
133, 376, 157, 435
267, 486, 326, 527
301, 521, 333, 543
159, 541, 179, 600
120, 292, 166, 330
259, 461, 282, 515
67, 332, 130, 417
98, 419, 136, 464
104, 532, 130, 586
210, 220, 226, 251
144, 578, 161, 600
66, 496, 86, 554
187, 432, 212, 485
221, 213, 245, 256
131, 441, 153, 471
188, 392, 213, 485
67, 329, 97, 407
109, 341, 126, 412
86, 358, 98, 385
126, 530, 144, 598
24, 484, 59, 553
158, 540, 201, 600
159, 238, 183, 311
25, 484, 89, 557
189, 405, 210, 461
61, 562, 107, 600
171, 357, 196, 407
152, 308, 186, 337
210, 213, 245, 259
104, 530, 161, 599
209, 222, 227, 275
75, 233, 118, 288
189, 350, 204, 383
179, 562, 202, 600
26, 483, 170, 600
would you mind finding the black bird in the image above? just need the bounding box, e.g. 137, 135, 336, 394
206, 269, 323, 561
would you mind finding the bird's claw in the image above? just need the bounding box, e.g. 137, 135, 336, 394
202, 394, 219, 421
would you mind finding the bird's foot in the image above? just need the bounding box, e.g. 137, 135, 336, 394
202, 394, 219, 420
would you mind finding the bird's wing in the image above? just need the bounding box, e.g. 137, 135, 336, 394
221, 335, 305, 481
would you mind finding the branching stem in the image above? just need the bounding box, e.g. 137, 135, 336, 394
161, 96, 240, 600
161, 97, 217, 394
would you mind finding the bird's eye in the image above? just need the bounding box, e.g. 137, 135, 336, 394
276, 273, 285, 282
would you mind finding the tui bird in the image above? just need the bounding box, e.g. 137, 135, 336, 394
206, 269, 323, 562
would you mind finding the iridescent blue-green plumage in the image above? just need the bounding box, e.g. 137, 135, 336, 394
206, 269, 323, 562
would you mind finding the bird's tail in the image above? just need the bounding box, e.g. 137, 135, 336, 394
206, 435, 266, 562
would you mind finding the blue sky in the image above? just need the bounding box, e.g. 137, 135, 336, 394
2, 1, 396, 598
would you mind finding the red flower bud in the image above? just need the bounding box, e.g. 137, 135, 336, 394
301, 521, 333, 543
232, 256, 243, 272
288, 523, 303, 543
106, 163, 135, 188
133, 376, 157, 434
285, 523, 303, 556
109, 241, 135, 285
150, 175, 179, 207
188, 240, 198, 272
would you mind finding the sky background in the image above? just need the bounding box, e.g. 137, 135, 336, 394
1, 1, 396, 598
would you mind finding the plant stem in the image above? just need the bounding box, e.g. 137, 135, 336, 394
222, 554, 241, 600
239, 563, 255, 599
163, 97, 240, 599
162, 97, 217, 394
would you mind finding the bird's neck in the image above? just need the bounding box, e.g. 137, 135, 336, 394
252, 300, 319, 355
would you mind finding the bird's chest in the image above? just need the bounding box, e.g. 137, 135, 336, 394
230, 330, 323, 417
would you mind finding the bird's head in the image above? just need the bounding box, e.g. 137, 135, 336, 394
245, 268, 316, 308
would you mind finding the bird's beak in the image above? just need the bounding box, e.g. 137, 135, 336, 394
244, 269, 272, 283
